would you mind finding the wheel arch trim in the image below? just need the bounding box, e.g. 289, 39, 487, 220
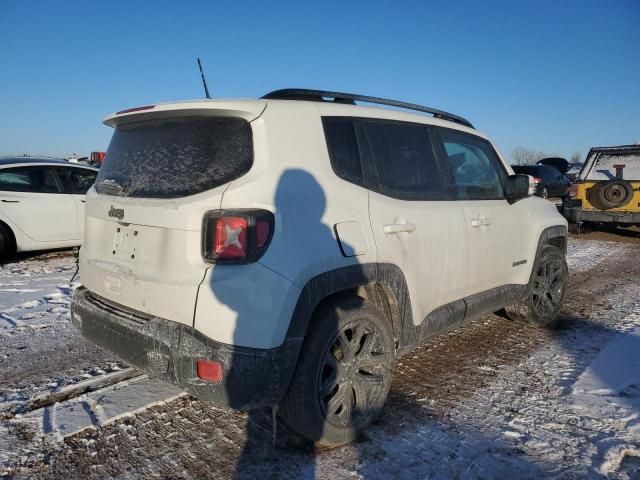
285, 263, 413, 350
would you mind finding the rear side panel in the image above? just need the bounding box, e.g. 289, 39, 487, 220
194, 101, 378, 348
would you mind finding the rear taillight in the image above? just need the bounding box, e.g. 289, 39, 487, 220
569, 184, 579, 198
202, 209, 275, 264
533, 177, 542, 184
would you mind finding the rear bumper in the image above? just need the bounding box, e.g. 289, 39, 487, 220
563, 207, 640, 225
70, 287, 302, 410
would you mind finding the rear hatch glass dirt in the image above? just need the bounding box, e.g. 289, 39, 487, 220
96, 116, 253, 198
579, 145, 640, 182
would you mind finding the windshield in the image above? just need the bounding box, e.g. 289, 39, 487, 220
96, 116, 253, 198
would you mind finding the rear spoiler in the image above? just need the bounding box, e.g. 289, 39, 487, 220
103, 99, 267, 128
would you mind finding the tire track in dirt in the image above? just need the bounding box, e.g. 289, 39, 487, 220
389, 242, 639, 413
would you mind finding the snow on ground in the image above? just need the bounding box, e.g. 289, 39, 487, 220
1, 239, 640, 478
566, 238, 630, 273
312, 273, 640, 479
0, 251, 123, 418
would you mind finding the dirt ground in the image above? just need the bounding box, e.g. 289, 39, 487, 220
2, 235, 640, 479
570, 224, 640, 245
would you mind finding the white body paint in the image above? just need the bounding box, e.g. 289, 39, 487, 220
78, 98, 567, 349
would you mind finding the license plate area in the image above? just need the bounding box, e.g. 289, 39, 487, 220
112, 226, 140, 260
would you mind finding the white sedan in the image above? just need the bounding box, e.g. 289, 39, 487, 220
0, 158, 98, 258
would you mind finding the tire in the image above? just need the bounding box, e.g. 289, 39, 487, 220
593, 180, 633, 209
567, 222, 591, 235
505, 245, 568, 326
279, 297, 395, 447
0, 224, 15, 260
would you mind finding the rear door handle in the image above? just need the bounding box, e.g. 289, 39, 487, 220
1, 199, 19, 203
383, 223, 416, 234
470, 218, 492, 227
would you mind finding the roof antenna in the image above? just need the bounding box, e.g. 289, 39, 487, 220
197, 58, 211, 99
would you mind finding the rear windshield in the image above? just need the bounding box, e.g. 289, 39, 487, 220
586, 153, 640, 181
96, 117, 253, 198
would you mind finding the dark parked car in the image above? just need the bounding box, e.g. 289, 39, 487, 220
512, 164, 571, 199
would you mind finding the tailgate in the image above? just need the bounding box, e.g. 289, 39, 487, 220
79, 108, 261, 326
79, 190, 222, 327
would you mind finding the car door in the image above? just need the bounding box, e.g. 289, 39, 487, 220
360, 119, 469, 331
547, 167, 570, 197
0, 165, 78, 242
434, 128, 532, 298
55, 166, 98, 240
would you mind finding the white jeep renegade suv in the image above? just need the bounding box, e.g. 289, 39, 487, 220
71, 89, 568, 446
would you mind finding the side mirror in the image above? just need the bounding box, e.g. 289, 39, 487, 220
505, 174, 532, 203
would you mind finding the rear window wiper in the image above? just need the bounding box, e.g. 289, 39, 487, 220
98, 179, 127, 195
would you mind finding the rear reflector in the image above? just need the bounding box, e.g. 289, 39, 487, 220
197, 359, 223, 383
116, 105, 156, 115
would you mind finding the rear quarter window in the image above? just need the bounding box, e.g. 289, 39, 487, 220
322, 118, 365, 187
96, 117, 253, 198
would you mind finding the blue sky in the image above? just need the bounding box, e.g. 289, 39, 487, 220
1, 0, 638, 162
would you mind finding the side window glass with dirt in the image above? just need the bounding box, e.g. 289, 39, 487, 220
363, 120, 445, 199
322, 117, 365, 187
438, 129, 507, 200
0, 166, 61, 193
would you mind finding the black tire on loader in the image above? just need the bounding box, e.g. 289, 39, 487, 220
593, 180, 633, 210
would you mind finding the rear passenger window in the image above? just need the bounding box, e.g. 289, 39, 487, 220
323, 118, 364, 186
437, 129, 507, 200
363, 120, 444, 199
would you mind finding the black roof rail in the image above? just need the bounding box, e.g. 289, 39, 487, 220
261, 88, 474, 129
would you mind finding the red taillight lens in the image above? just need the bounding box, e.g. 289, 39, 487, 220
533, 177, 542, 184
214, 216, 247, 260
196, 359, 223, 383
202, 209, 274, 264
569, 184, 579, 198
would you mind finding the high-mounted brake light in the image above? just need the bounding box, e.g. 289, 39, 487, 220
202, 209, 275, 264
116, 105, 156, 115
